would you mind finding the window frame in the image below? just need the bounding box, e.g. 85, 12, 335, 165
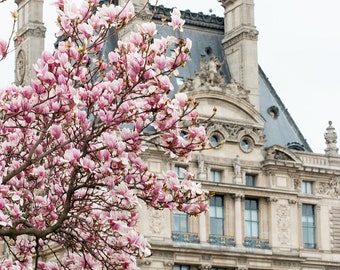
245, 198, 259, 239
173, 212, 188, 233
302, 181, 313, 194
210, 195, 224, 235
302, 204, 316, 249
245, 174, 256, 186
173, 265, 190, 270
210, 169, 222, 183
174, 165, 187, 179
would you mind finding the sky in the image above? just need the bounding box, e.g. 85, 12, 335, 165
1, 0, 340, 154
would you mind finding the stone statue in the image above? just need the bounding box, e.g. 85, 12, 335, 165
197, 153, 206, 180
233, 155, 241, 178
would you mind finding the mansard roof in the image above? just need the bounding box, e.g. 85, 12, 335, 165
151, 6, 312, 152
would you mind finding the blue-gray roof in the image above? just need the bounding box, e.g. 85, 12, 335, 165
152, 5, 312, 152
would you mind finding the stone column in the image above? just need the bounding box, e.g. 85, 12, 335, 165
199, 213, 208, 243
234, 193, 244, 247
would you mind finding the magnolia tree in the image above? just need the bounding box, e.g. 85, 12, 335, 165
0, 0, 210, 269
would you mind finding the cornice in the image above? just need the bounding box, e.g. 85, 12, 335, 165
150, 5, 224, 31
222, 28, 258, 49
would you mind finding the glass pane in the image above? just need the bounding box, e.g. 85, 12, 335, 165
216, 206, 223, 218
252, 210, 258, 221
302, 204, 316, 248
210, 218, 224, 235
173, 213, 188, 232
252, 222, 259, 237
245, 221, 251, 237
245, 209, 251, 220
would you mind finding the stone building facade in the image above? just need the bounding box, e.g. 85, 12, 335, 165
10, 0, 340, 269
135, 1, 340, 269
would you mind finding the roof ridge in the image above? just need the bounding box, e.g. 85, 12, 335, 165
149, 4, 224, 31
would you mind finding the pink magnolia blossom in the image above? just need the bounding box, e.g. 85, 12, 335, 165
169, 8, 185, 32
0, 1, 208, 269
0, 39, 7, 58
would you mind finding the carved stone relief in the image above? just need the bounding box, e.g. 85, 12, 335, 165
276, 204, 290, 245
266, 149, 294, 161
205, 122, 264, 146
179, 55, 251, 102
149, 209, 165, 234
317, 177, 340, 198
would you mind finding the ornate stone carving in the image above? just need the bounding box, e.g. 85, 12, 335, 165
16, 50, 26, 85
179, 55, 250, 102
317, 177, 340, 198
294, 178, 301, 191
266, 149, 294, 161
324, 121, 339, 156
163, 261, 174, 268
197, 152, 207, 180
149, 209, 164, 234
205, 122, 264, 145
233, 193, 245, 199
276, 204, 290, 245
266, 197, 278, 202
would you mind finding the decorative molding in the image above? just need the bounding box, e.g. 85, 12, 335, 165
16, 26, 46, 42
179, 55, 251, 103
151, 5, 224, 31
288, 199, 297, 204
149, 209, 165, 234
224, 30, 259, 49
232, 193, 245, 199
266, 197, 278, 203
273, 260, 300, 267
317, 177, 340, 198
199, 265, 212, 269
163, 261, 174, 268
205, 122, 265, 145
276, 204, 290, 245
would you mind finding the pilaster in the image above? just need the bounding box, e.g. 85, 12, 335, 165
233, 193, 244, 247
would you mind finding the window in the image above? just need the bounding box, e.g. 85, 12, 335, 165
245, 199, 259, 238
240, 136, 254, 153
210, 169, 222, 182
173, 265, 189, 270
302, 181, 313, 194
246, 174, 256, 186
302, 204, 316, 248
174, 165, 186, 179
173, 213, 188, 232
210, 196, 224, 235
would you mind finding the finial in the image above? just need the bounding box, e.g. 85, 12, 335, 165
325, 120, 339, 156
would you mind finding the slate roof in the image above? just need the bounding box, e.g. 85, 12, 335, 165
152, 5, 312, 152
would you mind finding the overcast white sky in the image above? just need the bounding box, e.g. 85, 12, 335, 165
1, 0, 340, 154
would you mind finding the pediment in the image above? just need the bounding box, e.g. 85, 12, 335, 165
265, 145, 302, 163
179, 55, 265, 127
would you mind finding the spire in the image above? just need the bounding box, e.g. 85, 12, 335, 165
220, 0, 259, 109
324, 121, 339, 156
15, 0, 46, 86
